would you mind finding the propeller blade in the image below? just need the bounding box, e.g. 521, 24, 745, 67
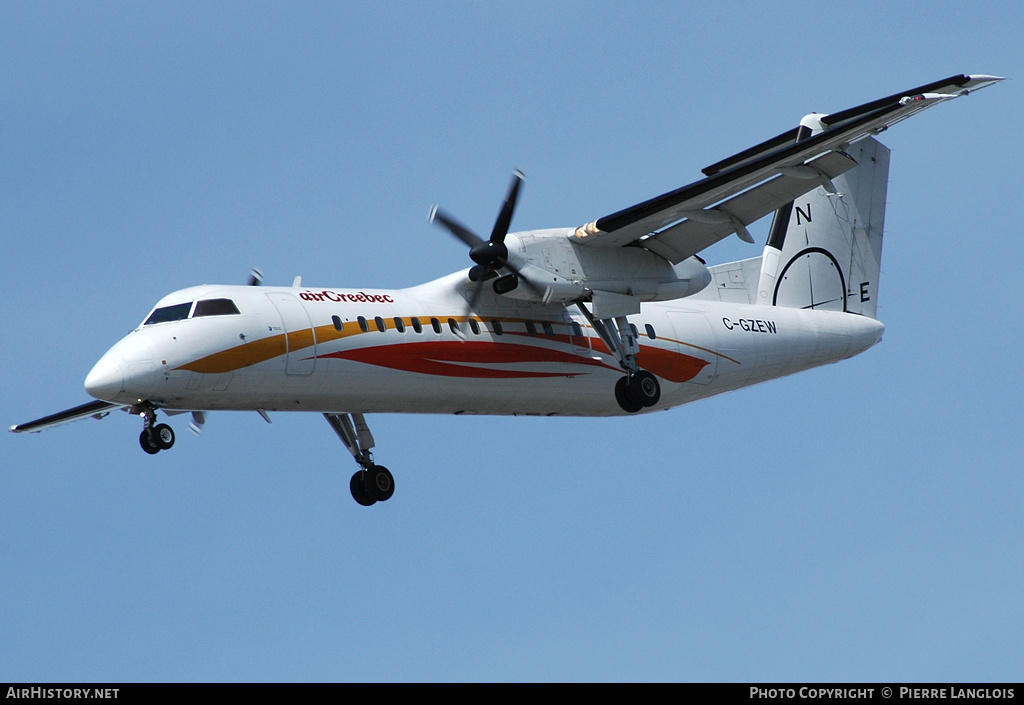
456, 280, 485, 333
489, 169, 525, 244
429, 206, 485, 249
466, 279, 485, 311
246, 267, 264, 286
189, 411, 206, 436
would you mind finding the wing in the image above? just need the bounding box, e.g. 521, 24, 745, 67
573, 74, 1003, 263
10, 400, 125, 434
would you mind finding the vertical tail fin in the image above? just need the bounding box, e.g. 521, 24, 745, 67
756, 136, 889, 318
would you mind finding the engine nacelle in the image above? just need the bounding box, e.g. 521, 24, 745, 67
498, 228, 711, 303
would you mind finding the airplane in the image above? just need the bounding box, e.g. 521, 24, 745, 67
11, 73, 1003, 506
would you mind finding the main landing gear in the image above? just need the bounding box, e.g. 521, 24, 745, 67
575, 301, 662, 414
614, 370, 661, 413
137, 404, 176, 454
324, 412, 394, 506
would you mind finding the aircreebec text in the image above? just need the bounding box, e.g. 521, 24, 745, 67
299, 290, 394, 304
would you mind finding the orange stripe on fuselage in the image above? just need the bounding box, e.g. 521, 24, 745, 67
177, 322, 355, 374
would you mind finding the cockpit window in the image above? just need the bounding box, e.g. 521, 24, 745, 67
193, 298, 241, 317
144, 302, 193, 325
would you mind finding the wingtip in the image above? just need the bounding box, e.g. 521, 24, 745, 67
962, 75, 1006, 94
428, 205, 438, 223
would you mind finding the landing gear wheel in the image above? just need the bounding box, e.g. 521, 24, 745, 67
628, 370, 661, 407
366, 465, 395, 502
350, 471, 377, 506
139, 429, 161, 454
615, 376, 643, 413
153, 423, 175, 450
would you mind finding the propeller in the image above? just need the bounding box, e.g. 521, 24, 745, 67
188, 411, 205, 436
430, 170, 537, 309
246, 267, 264, 286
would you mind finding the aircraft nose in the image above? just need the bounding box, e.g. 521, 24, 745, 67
85, 356, 125, 401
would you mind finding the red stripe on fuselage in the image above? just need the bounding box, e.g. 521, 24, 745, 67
317, 341, 616, 379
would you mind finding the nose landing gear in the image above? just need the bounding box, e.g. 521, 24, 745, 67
139, 424, 175, 454
137, 404, 176, 454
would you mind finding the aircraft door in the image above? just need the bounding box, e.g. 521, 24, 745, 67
267, 293, 317, 375
563, 309, 590, 354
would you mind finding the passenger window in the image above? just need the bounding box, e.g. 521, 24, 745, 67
572, 321, 584, 338
630, 323, 640, 340
144, 302, 193, 326
491, 320, 504, 335
541, 321, 554, 337
332, 315, 344, 332
448, 318, 460, 334
193, 299, 240, 317
525, 320, 537, 337
411, 317, 423, 333
645, 323, 657, 340
394, 317, 405, 333
374, 316, 386, 332
469, 319, 480, 335
430, 318, 441, 334
357, 316, 369, 333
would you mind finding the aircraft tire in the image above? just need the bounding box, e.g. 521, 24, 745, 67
154, 423, 175, 450
629, 371, 661, 407
615, 376, 643, 413
366, 465, 395, 502
139, 429, 161, 455
350, 471, 377, 506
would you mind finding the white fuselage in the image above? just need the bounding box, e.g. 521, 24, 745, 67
83, 270, 885, 418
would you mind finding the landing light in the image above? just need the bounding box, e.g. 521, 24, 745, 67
573, 221, 603, 239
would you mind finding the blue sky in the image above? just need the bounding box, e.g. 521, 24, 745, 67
2, 1, 1022, 682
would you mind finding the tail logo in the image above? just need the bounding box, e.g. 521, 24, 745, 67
773, 246, 847, 312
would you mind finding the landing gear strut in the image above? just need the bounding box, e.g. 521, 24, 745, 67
137, 404, 175, 454
575, 301, 662, 413
324, 412, 394, 506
